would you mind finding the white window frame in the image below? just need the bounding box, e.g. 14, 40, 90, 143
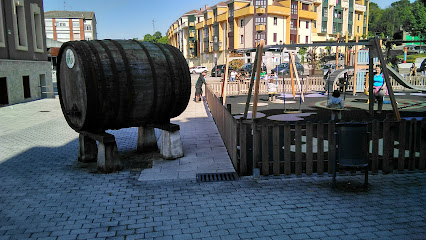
0, 0, 5, 47
12, 0, 28, 51
30, 3, 44, 53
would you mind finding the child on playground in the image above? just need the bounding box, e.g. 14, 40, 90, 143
267, 76, 277, 102
327, 90, 344, 120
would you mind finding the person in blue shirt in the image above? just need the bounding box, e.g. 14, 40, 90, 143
373, 65, 387, 114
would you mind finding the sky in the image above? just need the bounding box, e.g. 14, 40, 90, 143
43, 0, 416, 40
43, 0, 220, 40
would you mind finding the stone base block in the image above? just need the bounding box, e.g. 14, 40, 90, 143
78, 134, 97, 162
160, 130, 183, 160
97, 141, 122, 173
137, 126, 158, 152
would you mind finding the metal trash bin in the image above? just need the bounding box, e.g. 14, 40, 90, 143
332, 122, 369, 188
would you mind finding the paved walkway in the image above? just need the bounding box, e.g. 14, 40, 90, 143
0, 76, 425, 239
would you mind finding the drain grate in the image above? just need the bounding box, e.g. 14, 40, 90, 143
196, 172, 239, 182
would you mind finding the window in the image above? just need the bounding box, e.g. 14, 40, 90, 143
306, 21, 309, 29
302, 3, 309, 11
255, 0, 266, 8
240, 19, 244, 27
314, 20, 317, 28
323, 8, 328, 16
291, 1, 298, 14
306, 36, 309, 43
58, 22, 66, 27
358, 14, 361, 21
240, 35, 243, 44
30, 3, 44, 53
273, 17, 277, 25
255, 17, 266, 25
84, 25, 92, 31
273, 33, 277, 42
0, 0, 5, 47
12, 0, 28, 51
357, 26, 360, 33
290, 19, 297, 30
23, 76, 31, 99
73, 22, 80, 27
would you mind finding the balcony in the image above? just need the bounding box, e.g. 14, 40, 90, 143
195, 22, 204, 30
234, 6, 254, 18
256, 24, 266, 32
313, 0, 322, 4
217, 12, 227, 22
207, 18, 214, 25
267, 5, 290, 16
299, 10, 317, 20
256, 7, 265, 15
189, 22, 195, 27
189, 32, 195, 38
354, 4, 367, 12
189, 43, 194, 48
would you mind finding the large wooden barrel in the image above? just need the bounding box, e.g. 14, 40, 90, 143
57, 40, 191, 132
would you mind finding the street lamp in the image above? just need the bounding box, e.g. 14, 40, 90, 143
214, 36, 218, 77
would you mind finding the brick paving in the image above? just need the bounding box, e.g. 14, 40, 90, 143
0, 75, 425, 239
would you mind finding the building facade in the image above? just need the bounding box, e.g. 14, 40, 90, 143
168, 0, 369, 70
44, 11, 97, 42
0, 0, 54, 105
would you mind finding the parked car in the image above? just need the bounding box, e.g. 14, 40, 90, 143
211, 65, 234, 77
417, 58, 426, 73
271, 62, 304, 77
240, 63, 267, 75
191, 66, 209, 74
406, 45, 425, 55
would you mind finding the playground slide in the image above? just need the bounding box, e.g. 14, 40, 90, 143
386, 65, 426, 92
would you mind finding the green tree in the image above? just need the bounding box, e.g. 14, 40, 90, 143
153, 31, 162, 41
157, 36, 169, 44
367, 2, 384, 36
299, 47, 307, 63
143, 34, 153, 42
406, 0, 426, 37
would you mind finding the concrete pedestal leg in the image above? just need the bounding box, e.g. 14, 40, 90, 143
78, 134, 97, 162
97, 141, 122, 173
160, 130, 183, 160
137, 127, 158, 152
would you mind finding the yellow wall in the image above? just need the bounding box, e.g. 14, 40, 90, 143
299, 10, 317, 20
195, 22, 204, 30
267, 5, 290, 16
234, 6, 254, 18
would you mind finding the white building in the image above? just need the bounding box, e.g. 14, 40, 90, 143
44, 11, 97, 42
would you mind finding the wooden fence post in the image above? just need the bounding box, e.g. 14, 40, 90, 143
306, 122, 313, 175
273, 123, 280, 176
284, 122, 291, 175
262, 123, 270, 176
420, 119, 426, 170
239, 119, 247, 175
253, 120, 261, 173
317, 121, 324, 175
398, 119, 406, 171
371, 119, 379, 174
295, 122, 302, 176
383, 118, 392, 173
328, 121, 336, 174
408, 118, 417, 170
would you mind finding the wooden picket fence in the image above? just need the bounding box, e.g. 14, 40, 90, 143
205, 85, 426, 176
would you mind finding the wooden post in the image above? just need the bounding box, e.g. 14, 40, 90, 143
371, 119, 379, 174
306, 121, 313, 175
290, 52, 295, 98
317, 121, 324, 175
295, 122, 302, 176
408, 118, 416, 170
353, 36, 359, 96
252, 40, 265, 119
368, 40, 375, 115
244, 45, 260, 119
336, 33, 339, 70
382, 118, 391, 173
239, 119, 248, 175
374, 37, 401, 121
291, 53, 304, 102
328, 121, 335, 174
420, 119, 426, 170
398, 119, 406, 171
273, 123, 280, 176
284, 122, 291, 175
222, 52, 230, 105
262, 124, 269, 176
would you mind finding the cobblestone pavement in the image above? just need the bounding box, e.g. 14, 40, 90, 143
0, 95, 425, 239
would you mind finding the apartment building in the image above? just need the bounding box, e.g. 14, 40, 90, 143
0, 0, 54, 105
168, 0, 369, 69
44, 11, 97, 42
